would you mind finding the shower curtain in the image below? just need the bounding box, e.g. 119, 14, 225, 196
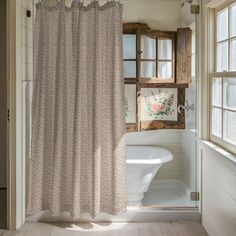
27, 0, 126, 218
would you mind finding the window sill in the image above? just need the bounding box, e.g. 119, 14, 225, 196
200, 140, 236, 165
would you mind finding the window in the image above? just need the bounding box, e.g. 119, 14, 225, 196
123, 23, 192, 132
140, 35, 174, 82
210, 2, 236, 153
123, 34, 136, 80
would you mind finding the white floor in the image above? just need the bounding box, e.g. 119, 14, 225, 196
142, 188, 193, 207
0, 222, 208, 236
142, 181, 195, 207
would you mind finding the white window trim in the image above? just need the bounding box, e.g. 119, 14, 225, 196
209, 0, 236, 155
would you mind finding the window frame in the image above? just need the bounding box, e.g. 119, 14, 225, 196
210, 1, 236, 154
123, 23, 187, 132
123, 28, 139, 132
139, 31, 176, 83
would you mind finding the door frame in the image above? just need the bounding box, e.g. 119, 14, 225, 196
6, 0, 25, 230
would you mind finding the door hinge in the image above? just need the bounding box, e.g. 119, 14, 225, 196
7, 109, 10, 121
190, 192, 200, 201
191, 5, 200, 14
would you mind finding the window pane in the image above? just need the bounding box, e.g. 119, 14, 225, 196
224, 110, 236, 144
230, 39, 236, 71
217, 8, 228, 42
158, 39, 172, 60
212, 78, 222, 106
223, 78, 236, 109
158, 62, 172, 78
217, 41, 228, 72
124, 61, 136, 78
230, 4, 236, 37
123, 35, 136, 59
141, 35, 156, 60
212, 107, 222, 137
141, 61, 156, 78
125, 84, 136, 123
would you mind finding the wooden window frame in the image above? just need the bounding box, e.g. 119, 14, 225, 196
139, 30, 176, 84
123, 23, 187, 132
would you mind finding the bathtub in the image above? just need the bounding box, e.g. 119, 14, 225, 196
126, 145, 173, 206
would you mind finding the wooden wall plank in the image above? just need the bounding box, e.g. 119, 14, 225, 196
176, 28, 192, 84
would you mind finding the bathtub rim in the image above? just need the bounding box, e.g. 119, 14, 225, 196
126, 145, 173, 164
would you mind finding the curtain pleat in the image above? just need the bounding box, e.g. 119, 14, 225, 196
27, 0, 126, 218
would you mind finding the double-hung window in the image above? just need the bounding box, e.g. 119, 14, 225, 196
210, 1, 236, 153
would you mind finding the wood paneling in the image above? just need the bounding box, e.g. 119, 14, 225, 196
176, 28, 192, 84
201, 142, 236, 236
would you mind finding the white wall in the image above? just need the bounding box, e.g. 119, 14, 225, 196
47, 0, 182, 31
122, 0, 182, 30
201, 142, 236, 236
181, 130, 196, 192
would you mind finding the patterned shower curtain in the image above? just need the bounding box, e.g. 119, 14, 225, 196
27, 0, 126, 218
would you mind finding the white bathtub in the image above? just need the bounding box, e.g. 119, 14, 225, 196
126, 145, 173, 206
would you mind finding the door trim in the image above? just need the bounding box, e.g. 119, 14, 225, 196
7, 0, 24, 230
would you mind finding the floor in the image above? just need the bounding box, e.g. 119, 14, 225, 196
0, 222, 208, 236
142, 187, 194, 207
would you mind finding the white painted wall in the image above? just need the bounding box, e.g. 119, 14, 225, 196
46, 0, 182, 31
201, 142, 236, 236
122, 0, 182, 30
